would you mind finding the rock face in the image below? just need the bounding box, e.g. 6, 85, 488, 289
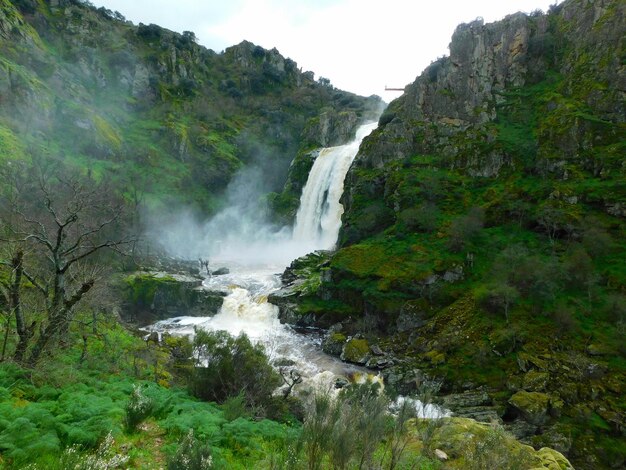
341, 0, 625, 243
120, 271, 226, 325
302, 110, 361, 148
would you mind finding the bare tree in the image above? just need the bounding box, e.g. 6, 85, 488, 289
0, 160, 134, 365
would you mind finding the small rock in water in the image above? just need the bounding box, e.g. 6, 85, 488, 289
211, 267, 230, 276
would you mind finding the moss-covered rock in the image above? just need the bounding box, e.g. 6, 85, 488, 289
523, 370, 550, 392
508, 391, 551, 426
340, 337, 370, 364
425, 417, 574, 469
121, 271, 225, 324
322, 331, 346, 356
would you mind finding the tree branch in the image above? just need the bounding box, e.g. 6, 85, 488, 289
64, 279, 95, 310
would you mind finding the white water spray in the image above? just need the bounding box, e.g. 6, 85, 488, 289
293, 122, 377, 250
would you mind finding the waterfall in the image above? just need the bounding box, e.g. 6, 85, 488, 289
292, 122, 377, 249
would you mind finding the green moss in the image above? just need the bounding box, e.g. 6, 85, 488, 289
123, 273, 177, 307
330, 332, 346, 343
342, 338, 369, 363
0, 123, 27, 161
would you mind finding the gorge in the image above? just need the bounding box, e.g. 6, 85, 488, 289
0, 0, 623, 468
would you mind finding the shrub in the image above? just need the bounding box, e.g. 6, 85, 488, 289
189, 330, 281, 413
399, 202, 440, 232
476, 282, 519, 322
301, 382, 390, 470
448, 207, 484, 252
124, 385, 154, 432
167, 429, 213, 470
24, 432, 129, 470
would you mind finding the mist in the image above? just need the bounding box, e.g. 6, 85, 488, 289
145, 119, 379, 268
145, 165, 314, 268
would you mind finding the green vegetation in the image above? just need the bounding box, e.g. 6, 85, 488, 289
288, 2, 625, 469
0, 316, 298, 468
0, 0, 379, 215
189, 330, 282, 416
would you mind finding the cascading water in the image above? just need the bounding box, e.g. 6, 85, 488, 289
293, 122, 377, 250
148, 119, 448, 412
149, 122, 380, 390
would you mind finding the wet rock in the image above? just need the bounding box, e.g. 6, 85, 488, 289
370, 344, 384, 356
211, 267, 230, 276
322, 331, 346, 356
273, 358, 296, 367
335, 377, 349, 389
121, 271, 226, 325
146, 331, 159, 343
267, 287, 301, 324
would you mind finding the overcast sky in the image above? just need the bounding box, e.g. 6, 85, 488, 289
93, 0, 561, 100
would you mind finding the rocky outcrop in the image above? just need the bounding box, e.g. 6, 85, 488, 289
426, 418, 574, 470
120, 271, 226, 325
302, 110, 360, 148
341, 0, 625, 242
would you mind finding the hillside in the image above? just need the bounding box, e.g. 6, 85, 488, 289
273, 0, 625, 468
0, 0, 380, 213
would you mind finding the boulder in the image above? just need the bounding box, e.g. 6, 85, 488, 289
508, 391, 551, 426
426, 418, 573, 469
522, 370, 549, 392
535, 447, 575, 470
322, 331, 346, 356
211, 267, 230, 276
121, 271, 226, 325
341, 337, 370, 365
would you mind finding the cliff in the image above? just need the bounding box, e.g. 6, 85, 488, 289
275, 1, 625, 468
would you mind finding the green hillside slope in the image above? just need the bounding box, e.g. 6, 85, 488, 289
0, 0, 380, 212
275, 1, 625, 468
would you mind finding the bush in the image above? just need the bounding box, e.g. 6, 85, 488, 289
399, 202, 440, 233
448, 207, 484, 252
124, 385, 154, 432
24, 432, 129, 470
189, 330, 281, 413
167, 429, 213, 470
301, 382, 390, 470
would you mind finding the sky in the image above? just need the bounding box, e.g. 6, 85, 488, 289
93, 0, 561, 100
